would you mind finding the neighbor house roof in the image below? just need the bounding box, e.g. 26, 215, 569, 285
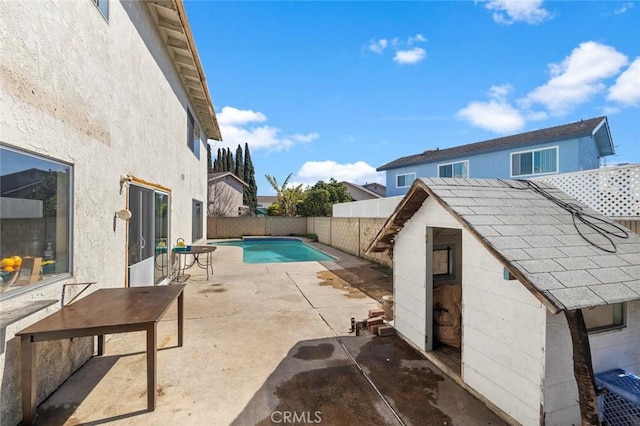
367, 177, 640, 313
208, 172, 248, 187
377, 116, 613, 171
146, 0, 222, 141
341, 181, 385, 199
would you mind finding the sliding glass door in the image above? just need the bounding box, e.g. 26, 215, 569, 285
128, 184, 170, 286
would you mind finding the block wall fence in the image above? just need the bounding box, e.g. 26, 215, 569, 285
207, 216, 392, 267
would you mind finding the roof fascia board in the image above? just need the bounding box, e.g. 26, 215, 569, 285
148, 0, 222, 141
173, 0, 221, 140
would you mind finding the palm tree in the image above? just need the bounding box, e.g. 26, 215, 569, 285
265, 173, 303, 216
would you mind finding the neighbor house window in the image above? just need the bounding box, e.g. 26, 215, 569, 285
438, 161, 468, 178
92, 0, 109, 21
433, 246, 454, 278
511, 146, 558, 177
0, 145, 72, 299
192, 199, 203, 241
396, 173, 415, 188
187, 109, 200, 159
583, 303, 625, 333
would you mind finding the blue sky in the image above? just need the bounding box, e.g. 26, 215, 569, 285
185, 0, 640, 195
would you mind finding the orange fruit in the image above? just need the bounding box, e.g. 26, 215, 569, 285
11, 256, 22, 267
3, 266, 14, 272
1, 258, 15, 268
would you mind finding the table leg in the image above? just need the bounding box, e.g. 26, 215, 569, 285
146, 323, 157, 411
21, 335, 36, 425
177, 290, 184, 347
97, 335, 105, 356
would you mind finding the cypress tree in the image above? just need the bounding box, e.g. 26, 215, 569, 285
207, 142, 213, 173
226, 147, 233, 172
216, 148, 223, 172
235, 144, 244, 180
243, 142, 258, 214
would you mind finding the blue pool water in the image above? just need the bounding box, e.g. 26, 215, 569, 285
209, 238, 334, 263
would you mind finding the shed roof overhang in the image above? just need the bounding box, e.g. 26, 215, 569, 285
146, 0, 222, 141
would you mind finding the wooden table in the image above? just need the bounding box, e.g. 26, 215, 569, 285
16, 284, 185, 425
173, 246, 216, 281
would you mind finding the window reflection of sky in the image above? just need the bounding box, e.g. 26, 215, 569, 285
1, 147, 67, 176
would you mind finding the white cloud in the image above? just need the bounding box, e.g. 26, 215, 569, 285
480, 0, 551, 25
608, 58, 640, 106
408, 34, 427, 45
214, 106, 319, 152
217, 106, 266, 125
367, 34, 427, 65
457, 100, 525, 133
614, 2, 633, 14
368, 39, 388, 54
394, 47, 426, 64
296, 160, 384, 187
523, 41, 628, 114
488, 84, 513, 100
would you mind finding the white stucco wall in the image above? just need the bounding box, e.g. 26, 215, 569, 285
462, 232, 546, 426
544, 301, 640, 425
0, 1, 210, 423
333, 196, 402, 218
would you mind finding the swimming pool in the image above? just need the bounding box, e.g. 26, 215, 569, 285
209, 238, 335, 263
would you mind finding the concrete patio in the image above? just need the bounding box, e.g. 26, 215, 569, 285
32, 242, 505, 425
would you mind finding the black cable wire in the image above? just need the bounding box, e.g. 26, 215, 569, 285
498, 179, 629, 253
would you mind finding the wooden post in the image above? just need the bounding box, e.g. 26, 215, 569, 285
564, 309, 600, 426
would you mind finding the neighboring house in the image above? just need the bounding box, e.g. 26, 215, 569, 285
341, 181, 385, 201
378, 117, 615, 196
363, 182, 386, 197
0, 1, 221, 424
256, 195, 277, 215
208, 172, 248, 216
367, 178, 640, 426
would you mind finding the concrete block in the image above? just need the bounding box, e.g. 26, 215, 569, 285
378, 325, 395, 337
367, 316, 384, 326
369, 323, 383, 334
368, 309, 385, 318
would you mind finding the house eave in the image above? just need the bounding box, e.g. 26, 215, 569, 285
147, 0, 222, 141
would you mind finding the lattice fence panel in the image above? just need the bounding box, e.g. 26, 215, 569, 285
538, 165, 640, 218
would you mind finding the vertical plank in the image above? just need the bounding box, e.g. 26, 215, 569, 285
564, 309, 600, 426
425, 226, 434, 351
177, 290, 184, 347
146, 322, 157, 411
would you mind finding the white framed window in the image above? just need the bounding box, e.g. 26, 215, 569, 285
187, 109, 200, 159
192, 199, 203, 241
438, 160, 469, 178
433, 246, 454, 277
396, 173, 415, 188
1, 145, 73, 299
511, 146, 558, 177
584, 303, 626, 333
92, 0, 109, 21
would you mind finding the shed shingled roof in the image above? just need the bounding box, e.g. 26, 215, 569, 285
367, 177, 640, 312
377, 116, 611, 171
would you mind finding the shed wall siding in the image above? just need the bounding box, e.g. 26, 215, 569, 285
393, 197, 461, 349
544, 300, 640, 425
462, 231, 546, 426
